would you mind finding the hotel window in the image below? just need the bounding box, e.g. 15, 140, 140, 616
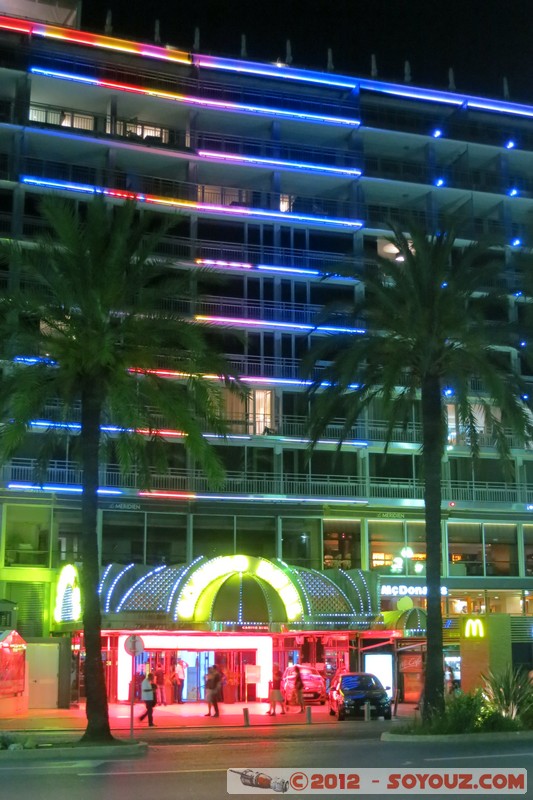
193, 515, 235, 559
4, 505, 51, 567
483, 523, 518, 576
525, 525, 533, 575
447, 522, 483, 576
146, 513, 186, 565
235, 516, 276, 559
282, 517, 321, 569
112, 120, 169, 143
197, 184, 251, 207
368, 520, 404, 572
101, 511, 145, 564
30, 106, 94, 131
323, 519, 361, 569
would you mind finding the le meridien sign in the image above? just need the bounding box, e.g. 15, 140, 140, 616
381, 584, 448, 597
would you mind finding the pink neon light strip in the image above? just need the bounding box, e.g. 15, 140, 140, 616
22, 176, 364, 229
30, 67, 360, 127
0, 14, 191, 65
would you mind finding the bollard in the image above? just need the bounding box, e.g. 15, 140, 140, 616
306, 705, 312, 725
364, 701, 371, 722
243, 707, 250, 727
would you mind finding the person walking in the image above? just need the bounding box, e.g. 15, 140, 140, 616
154, 662, 167, 706
287, 665, 305, 713
267, 665, 285, 716
139, 672, 156, 727
205, 665, 220, 717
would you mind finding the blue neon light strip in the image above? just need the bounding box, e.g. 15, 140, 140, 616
21, 176, 364, 230
194, 55, 533, 121
197, 150, 362, 177
8, 482, 123, 495
29, 67, 361, 127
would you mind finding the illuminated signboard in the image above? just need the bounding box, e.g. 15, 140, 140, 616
464, 618, 485, 638
380, 584, 448, 597
54, 564, 82, 623
175, 555, 304, 622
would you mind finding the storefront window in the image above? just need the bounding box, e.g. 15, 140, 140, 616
235, 517, 276, 559
369, 520, 404, 572
282, 517, 321, 568
447, 522, 483, 576
406, 522, 426, 575
524, 525, 533, 576
484, 524, 518, 576
146, 513, 186, 565
4, 505, 51, 567
52, 507, 81, 566
446, 590, 524, 615
485, 591, 522, 614
102, 511, 145, 564
323, 520, 361, 569
193, 515, 235, 559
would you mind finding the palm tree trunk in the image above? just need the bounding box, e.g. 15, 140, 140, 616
79, 379, 113, 743
421, 374, 445, 721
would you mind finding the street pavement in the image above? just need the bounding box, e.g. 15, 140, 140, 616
0, 699, 415, 744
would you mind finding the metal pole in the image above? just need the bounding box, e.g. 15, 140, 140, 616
129, 635, 137, 739
243, 707, 250, 727
305, 706, 312, 724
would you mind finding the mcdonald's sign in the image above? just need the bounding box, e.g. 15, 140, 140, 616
464, 618, 485, 638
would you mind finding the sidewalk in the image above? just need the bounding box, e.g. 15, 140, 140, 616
0, 700, 416, 739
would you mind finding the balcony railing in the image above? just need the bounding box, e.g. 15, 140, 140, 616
26, 101, 361, 171
20, 155, 357, 222
3, 457, 530, 504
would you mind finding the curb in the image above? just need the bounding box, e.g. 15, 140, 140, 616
0, 740, 148, 760
381, 730, 533, 743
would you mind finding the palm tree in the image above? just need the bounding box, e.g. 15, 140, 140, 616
0, 195, 239, 741
304, 222, 533, 720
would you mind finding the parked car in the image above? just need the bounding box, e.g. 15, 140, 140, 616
328, 672, 392, 720
281, 664, 326, 705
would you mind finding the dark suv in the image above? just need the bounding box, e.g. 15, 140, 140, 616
281, 664, 326, 705
328, 672, 391, 720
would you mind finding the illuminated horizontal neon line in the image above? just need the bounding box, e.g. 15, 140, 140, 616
8, 482, 123, 495
197, 150, 362, 177
1, 13, 528, 126
195, 258, 322, 278
257, 264, 321, 276
358, 78, 533, 120
21, 176, 363, 229
195, 258, 253, 270
0, 15, 191, 65
195, 314, 365, 334
193, 54, 358, 89
28, 419, 365, 446
138, 490, 367, 504
29, 67, 361, 127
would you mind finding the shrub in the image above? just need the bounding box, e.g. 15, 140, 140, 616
393, 690, 522, 735
481, 665, 533, 720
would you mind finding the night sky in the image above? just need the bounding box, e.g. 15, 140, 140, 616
79, 0, 533, 101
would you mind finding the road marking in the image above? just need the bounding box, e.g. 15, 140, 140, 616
426, 752, 533, 762
77, 767, 228, 776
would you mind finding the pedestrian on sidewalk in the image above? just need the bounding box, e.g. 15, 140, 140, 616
267, 665, 285, 716
174, 658, 186, 703
205, 665, 220, 717
139, 672, 156, 727
155, 662, 167, 705
286, 665, 305, 713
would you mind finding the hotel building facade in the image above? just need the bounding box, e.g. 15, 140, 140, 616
0, 2, 533, 703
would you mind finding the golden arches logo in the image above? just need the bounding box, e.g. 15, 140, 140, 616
464, 618, 485, 638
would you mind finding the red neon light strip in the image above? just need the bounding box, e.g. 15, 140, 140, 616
0, 15, 191, 65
